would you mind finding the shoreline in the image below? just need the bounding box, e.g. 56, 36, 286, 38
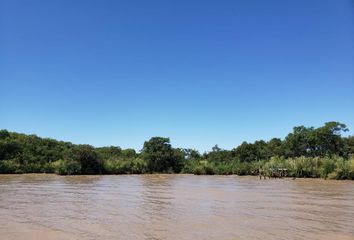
1, 172, 353, 181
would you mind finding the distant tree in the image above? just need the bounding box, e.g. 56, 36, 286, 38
0, 138, 22, 161
96, 146, 122, 160
70, 145, 102, 174
121, 148, 137, 158
212, 144, 221, 152
284, 122, 348, 157
233, 141, 256, 162
266, 138, 284, 157
142, 137, 183, 173
0, 130, 10, 139
343, 135, 354, 156
183, 149, 201, 160
283, 126, 314, 157
311, 122, 348, 156
207, 145, 233, 162
253, 140, 268, 160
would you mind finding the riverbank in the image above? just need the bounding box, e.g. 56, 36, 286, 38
1, 155, 354, 180
1, 125, 354, 179
2, 173, 354, 182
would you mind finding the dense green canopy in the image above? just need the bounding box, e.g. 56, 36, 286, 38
0, 122, 353, 179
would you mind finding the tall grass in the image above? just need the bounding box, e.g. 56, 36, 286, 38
181, 156, 354, 179
103, 158, 147, 174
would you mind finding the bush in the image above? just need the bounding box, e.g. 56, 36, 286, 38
328, 158, 353, 180
42, 162, 55, 173
22, 162, 43, 173
128, 158, 148, 174
189, 160, 215, 175
287, 157, 320, 178
0, 159, 22, 173
214, 163, 233, 175
181, 159, 198, 173
229, 160, 252, 175
319, 157, 336, 179
193, 165, 215, 175
183, 159, 264, 176
53, 159, 81, 175
103, 158, 148, 174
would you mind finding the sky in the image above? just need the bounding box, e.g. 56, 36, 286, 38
0, 0, 353, 152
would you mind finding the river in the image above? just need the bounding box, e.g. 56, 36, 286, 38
0, 174, 353, 240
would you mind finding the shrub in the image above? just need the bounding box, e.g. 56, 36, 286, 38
319, 157, 336, 179
22, 163, 43, 173
53, 159, 81, 175
103, 158, 148, 174
230, 160, 252, 175
42, 162, 55, 173
214, 163, 233, 175
0, 159, 22, 173
288, 157, 321, 178
129, 158, 148, 174
328, 158, 352, 180
192, 160, 215, 175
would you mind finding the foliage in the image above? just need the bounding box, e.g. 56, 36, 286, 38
142, 137, 183, 173
69, 145, 102, 174
103, 158, 147, 174
327, 158, 354, 180
53, 159, 81, 175
0, 159, 22, 173
0, 122, 354, 179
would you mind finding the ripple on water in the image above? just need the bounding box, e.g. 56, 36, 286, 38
0, 174, 354, 240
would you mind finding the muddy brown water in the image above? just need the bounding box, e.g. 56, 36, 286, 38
0, 174, 353, 240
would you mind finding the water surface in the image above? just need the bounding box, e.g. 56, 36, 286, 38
0, 174, 353, 240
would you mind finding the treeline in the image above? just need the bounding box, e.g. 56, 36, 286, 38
0, 121, 354, 179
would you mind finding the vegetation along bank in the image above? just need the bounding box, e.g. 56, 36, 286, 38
1, 121, 354, 179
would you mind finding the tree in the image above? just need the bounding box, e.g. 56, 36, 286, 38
233, 141, 257, 162
207, 145, 233, 162
284, 122, 348, 157
0, 130, 10, 139
253, 140, 268, 160
344, 135, 354, 156
266, 138, 284, 157
70, 145, 102, 174
312, 122, 348, 156
183, 149, 201, 160
0, 139, 22, 160
96, 146, 122, 160
283, 126, 313, 157
121, 148, 137, 158
142, 137, 183, 173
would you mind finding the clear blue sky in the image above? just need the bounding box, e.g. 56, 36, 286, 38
0, 0, 353, 152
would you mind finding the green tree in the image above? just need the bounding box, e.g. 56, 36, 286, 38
284, 122, 348, 157
121, 148, 137, 158
207, 145, 233, 162
70, 145, 102, 174
183, 149, 201, 160
266, 138, 284, 157
233, 142, 256, 162
0, 130, 10, 139
142, 137, 183, 173
312, 122, 348, 156
96, 146, 122, 160
343, 135, 354, 155
284, 126, 313, 157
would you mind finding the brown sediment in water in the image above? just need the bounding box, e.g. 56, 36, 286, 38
0, 174, 354, 240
